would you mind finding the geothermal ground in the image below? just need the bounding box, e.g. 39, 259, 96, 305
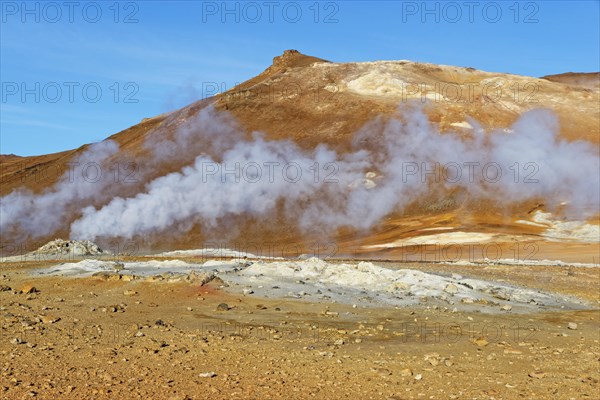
1, 52, 599, 399
0, 242, 599, 400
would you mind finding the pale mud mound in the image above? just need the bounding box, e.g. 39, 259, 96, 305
152, 248, 274, 260
236, 258, 588, 313
35, 258, 220, 285
1, 238, 109, 262
34, 257, 588, 313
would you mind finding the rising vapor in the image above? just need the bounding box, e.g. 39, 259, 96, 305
64, 105, 599, 240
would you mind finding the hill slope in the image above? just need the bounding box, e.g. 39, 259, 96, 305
1, 51, 599, 262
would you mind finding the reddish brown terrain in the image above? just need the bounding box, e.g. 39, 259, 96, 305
1, 51, 599, 400
2, 51, 599, 263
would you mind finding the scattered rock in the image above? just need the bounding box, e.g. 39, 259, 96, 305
0, 285, 11, 292
399, 368, 413, 377
501, 304, 513, 311
444, 284, 459, 295
121, 275, 136, 282
217, 303, 230, 311
474, 337, 489, 347
373, 367, 392, 376
567, 322, 578, 330
10, 337, 25, 345
92, 272, 121, 281
424, 353, 440, 366
123, 290, 138, 296
39, 315, 60, 324
199, 372, 217, 378
186, 271, 216, 286
491, 289, 510, 301
242, 288, 254, 295
113, 262, 125, 272
528, 371, 546, 379
20, 285, 38, 294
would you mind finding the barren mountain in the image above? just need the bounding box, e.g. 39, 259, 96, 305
1, 51, 599, 262
541, 72, 600, 90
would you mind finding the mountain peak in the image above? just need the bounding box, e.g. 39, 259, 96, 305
232, 50, 328, 91
269, 49, 328, 72
272, 49, 302, 67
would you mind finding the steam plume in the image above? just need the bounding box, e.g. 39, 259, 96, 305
64, 105, 599, 240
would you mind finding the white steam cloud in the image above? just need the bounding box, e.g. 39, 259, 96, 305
65, 105, 599, 240
0, 140, 119, 237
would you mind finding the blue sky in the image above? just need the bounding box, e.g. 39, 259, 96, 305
1, 0, 599, 156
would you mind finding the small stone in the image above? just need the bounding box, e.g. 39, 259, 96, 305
20, 285, 37, 294
444, 284, 459, 295
528, 371, 546, 379
199, 372, 216, 378
400, 368, 413, 377
40, 315, 60, 324
10, 337, 24, 345
123, 290, 137, 296
242, 288, 254, 295
501, 304, 513, 311
374, 367, 391, 376
567, 322, 578, 330
186, 307, 193, 311
474, 337, 489, 347
217, 303, 230, 311
414, 374, 423, 381
135, 331, 145, 337
425, 353, 440, 366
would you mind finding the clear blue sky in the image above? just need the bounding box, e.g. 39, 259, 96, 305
1, 0, 599, 156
